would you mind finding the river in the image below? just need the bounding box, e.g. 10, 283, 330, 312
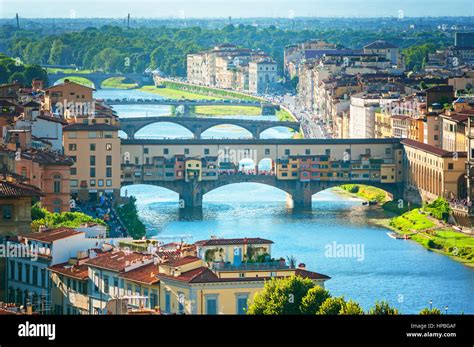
97, 88, 474, 314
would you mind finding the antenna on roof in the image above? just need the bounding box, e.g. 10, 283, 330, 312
15, 13, 20, 29
127, 13, 130, 29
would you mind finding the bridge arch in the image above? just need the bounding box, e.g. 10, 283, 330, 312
133, 121, 194, 139
259, 125, 298, 139
53, 76, 96, 89
200, 123, 255, 139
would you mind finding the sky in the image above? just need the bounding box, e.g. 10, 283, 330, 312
1, 0, 473, 18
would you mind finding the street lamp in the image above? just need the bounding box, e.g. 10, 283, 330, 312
445, 305, 448, 315
429, 300, 433, 310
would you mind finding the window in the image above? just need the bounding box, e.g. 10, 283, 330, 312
68, 132, 77, 139
236, 295, 248, 315
104, 132, 113, 139
204, 148, 210, 155
165, 291, 171, 313
365, 148, 371, 155
90, 156, 96, 166
90, 168, 96, 178
70, 168, 77, 175
106, 179, 112, 187
448, 163, 454, 170
144, 148, 149, 154
69, 144, 77, 151
385, 148, 391, 155
150, 290, 158, 309
163, 148, 169, 155
1, 205, 13, 220
265, 148, 270, 155
106, 167, 112, 178
98, 180, 104, 187
305, 149, 311, 155
285, 149, 290, 155
18, 263, 23, 282
106, 143, 112, 151
103, 276, 109, 294
325, 148, 331, 155
184, 148, 189, 155
53, 175, 61, 193
90, 144, 96, 151
205, 295, 218, 315
88, 131, 97, 139
90, 179, 96, 187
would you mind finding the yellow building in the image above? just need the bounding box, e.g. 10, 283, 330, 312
276, 157, 299, 180
402, 138, 466, 203
185, 158, 202, 181
441, 113, 467, 153
374, 111, 392, 138
43, 80, 95, 115
157, 238, 330, 315
63, 115, 121, 202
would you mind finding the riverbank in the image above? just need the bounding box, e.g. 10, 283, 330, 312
334, 186, 474, 267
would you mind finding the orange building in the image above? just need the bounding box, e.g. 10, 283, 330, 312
16, 150, 73, 213
43, 80, 95, 117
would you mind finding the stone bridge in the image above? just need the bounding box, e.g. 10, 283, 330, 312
47, 72, 153, 90
122, 174, 404, 213
106, 99, 280, 116
119, 116, 301, 139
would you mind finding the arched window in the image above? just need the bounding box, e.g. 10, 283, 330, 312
53, 174, 62, 193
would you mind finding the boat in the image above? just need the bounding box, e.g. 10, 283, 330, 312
387, 232, 405, 240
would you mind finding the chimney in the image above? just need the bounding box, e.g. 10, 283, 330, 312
26, 303, 33, 315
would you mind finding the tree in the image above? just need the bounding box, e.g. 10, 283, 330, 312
317, 297, 347, 315
117, 196, 146, 239
48, 39, 65, 65
419, 307, 441, 315
339, 300, 364, 315
300, 286, 331, 314
8, 71, 26, 84
247, 276, 315, 315
368, 300, 399, 315
23, 65, 48, 85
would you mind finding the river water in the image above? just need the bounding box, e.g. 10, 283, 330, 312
97, 88, 474, 314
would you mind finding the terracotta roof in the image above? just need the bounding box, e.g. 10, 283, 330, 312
294, 268, 331, 280
157, 267, 330, 284
120, 263, 159, 285
49, 262, 90, 280
44, 81, 95, 91
165, 256, 201, 267
401, 138, 467, 158
391, 115, 410, 120
25, 228, 83, 243
21, 150, 74, 166
85, 250, 152, 272
195, 238, 274, 247
0, 180, 43, 198
444, 113, 468, 123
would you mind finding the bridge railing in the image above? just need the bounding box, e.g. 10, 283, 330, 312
210, 260, 289, 271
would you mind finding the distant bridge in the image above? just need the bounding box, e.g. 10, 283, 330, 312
106, 98, 280, 116
119, 116, 301, 139
47, 72, 153, 90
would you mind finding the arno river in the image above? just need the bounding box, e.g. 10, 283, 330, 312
97, 88, 474, 314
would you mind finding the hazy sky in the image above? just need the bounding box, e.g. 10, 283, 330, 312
1, 0, 474, 18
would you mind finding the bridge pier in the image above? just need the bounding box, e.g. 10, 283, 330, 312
286, 181, 313, 210
179, 181, 203, 209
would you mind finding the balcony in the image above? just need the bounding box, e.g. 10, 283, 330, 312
211, 260, 289, 271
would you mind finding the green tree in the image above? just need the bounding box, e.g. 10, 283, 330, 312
419, 307, 441, 315
48, 39, 65, 65
368, 300, 399, 315
300, 286, 331, 314
317, 296, 347, 315
247, 276, 315, 315
8, 71, 26, 84
117, 196, 146, 239
339, 300, 364, 315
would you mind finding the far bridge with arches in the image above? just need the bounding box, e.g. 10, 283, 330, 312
47, 71, 153, 90
119, 116, 302, 139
